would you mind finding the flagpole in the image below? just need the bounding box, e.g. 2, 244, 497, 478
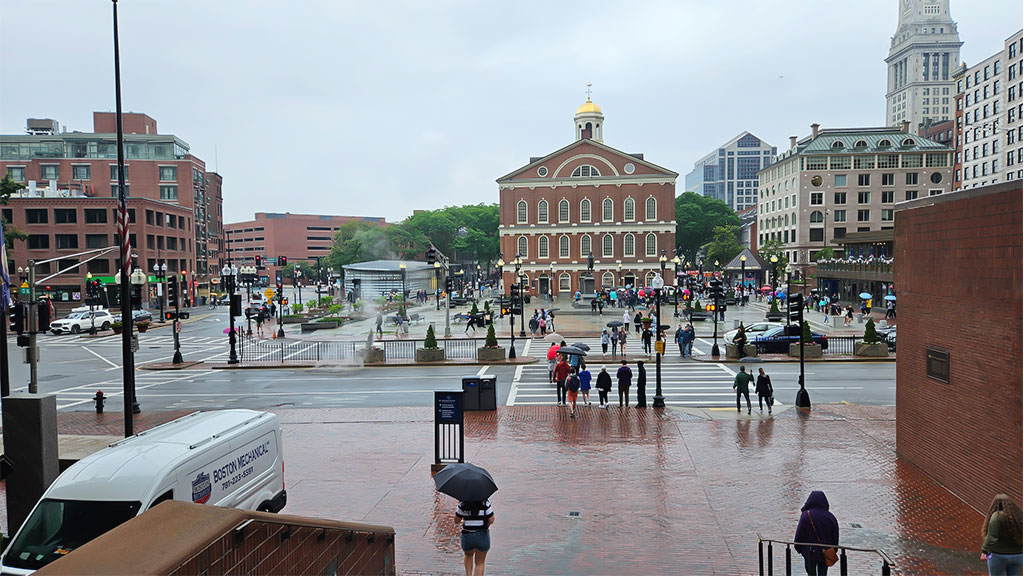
113, 0, 137, 437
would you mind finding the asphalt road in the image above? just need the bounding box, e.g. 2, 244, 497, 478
0, 307, 896, 413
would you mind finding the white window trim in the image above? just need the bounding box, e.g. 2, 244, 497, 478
517, 235, 528, 258
623, 233, 635, 257
517, 200, 528, 224
645, 196, 657, 221
558, 235, 570, 259
602, 198, 614, 222
580, 234, 592, 258
579, 198, 592, 223
602, 233, 614, 257
624, 197, 636, 222
645, 233, 657, 257
558, 199, 570, 223
537, 200, 548, 224
538, 236, 549, 258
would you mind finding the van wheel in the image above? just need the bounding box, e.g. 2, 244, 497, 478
71, 325, 81, 334
257, 502, 273, 512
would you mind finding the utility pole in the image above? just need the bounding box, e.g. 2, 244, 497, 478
28, 263, 37, 394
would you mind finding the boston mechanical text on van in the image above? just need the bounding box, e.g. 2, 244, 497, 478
214, 440, 272, 490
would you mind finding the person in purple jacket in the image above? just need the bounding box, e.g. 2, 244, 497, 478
794, 490, 839, 575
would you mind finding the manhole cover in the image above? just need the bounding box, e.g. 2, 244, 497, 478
567, 511, 580, 518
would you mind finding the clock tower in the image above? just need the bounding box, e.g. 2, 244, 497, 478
884, 0, 962, 131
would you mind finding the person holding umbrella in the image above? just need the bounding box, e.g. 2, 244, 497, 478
433, 463, 497, 576
610, 328, 619, 357
601, 329, 610, 355
553, 353, 570, 406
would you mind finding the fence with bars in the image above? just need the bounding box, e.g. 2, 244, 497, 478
237, 336, 498, 364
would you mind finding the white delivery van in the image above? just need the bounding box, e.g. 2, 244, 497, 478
0, 409, 286, 574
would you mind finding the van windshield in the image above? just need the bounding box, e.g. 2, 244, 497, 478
4, 498, 141, 570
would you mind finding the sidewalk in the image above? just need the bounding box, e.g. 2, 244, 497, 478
13, 405, 984, 576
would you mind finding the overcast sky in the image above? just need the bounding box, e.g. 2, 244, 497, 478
0, 0, 1019, 224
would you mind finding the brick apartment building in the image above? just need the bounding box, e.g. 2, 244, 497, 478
224, 213, 386, 285
894, 180, 1021, 513
496, 97, 678, 296
0, 113, 223, 310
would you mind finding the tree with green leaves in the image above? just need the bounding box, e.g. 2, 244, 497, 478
862, 318, 880, 344
814, 246, 836, 261
758, 237, 789, 271
484, 323, 498, 347
801, 320, 813, 344
704, 224, 743, 267
675, 192, 740, 265
0, 173, 27, 248
424, 324, 438, 349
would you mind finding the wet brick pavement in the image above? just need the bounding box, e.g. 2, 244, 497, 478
2, 404, 985, 575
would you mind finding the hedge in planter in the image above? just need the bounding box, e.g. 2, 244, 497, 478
855, 318, 888, 357
788, 320, 822, 358
417, 325, 444, 362
477, 324, 506, 361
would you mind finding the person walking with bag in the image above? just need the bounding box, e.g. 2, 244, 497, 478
553, 355, 570, 407
578, 363, 592, 406
455, 499, 494, 576
794, 490, 839, 576
733, 365, 753, 414
595, 367, 612, 408
616, 360, 632, 408
566, 367, 581, 418
755, 367, 774, 414
635, 360, 647, 408
981, 494, 1023, 575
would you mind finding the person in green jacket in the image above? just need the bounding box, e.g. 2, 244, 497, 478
981, 493, 1022, 574
733, 365, 754, 414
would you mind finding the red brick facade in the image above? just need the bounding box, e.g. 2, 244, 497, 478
225, 213, 387, 283
894, 181, 1022, 513
498, 138, 677, 295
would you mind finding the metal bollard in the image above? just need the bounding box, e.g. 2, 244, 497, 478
759, 540, 765, 576
785, 544, 791, 575
882, 560, 891, 576
768, 541, 774, 576
94, 390, 105, 414
840, 548, 848, 575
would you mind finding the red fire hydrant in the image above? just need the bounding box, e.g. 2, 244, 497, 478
94, 390, 105, 414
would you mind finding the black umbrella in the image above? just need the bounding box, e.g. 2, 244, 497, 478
548, 308, 560, 313
433, 463, 498, 502
571, 342, 591, 351
606, 320, 623, 327
557, 345, 588, 356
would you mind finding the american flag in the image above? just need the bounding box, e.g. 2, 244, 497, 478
117, 181, 131, 274
0, 218, 10, 310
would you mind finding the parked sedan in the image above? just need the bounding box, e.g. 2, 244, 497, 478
751, 325, 829, 353
724, 321, 784, 343
132, 310, 153, 323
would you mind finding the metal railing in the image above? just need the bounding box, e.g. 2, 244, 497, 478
757, 534, 893, 576
823, 336, 856, 355
238, 336, 498, 364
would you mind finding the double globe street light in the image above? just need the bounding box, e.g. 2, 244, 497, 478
221, 263, 239, 365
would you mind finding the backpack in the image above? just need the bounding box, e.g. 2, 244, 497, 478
567, 375, 581, 392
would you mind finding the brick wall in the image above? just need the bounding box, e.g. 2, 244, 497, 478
37, 501, 396, 576
894, 181, 1022, 513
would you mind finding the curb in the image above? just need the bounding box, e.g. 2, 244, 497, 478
688, 355, 896, 363
139, 361, 205, 370
208, 358, 540, 370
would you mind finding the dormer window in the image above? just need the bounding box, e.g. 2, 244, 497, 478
901, 138, 915, 147
878, 139, 892, 148
831, 141, 845, 149
571, 164, 601, 178
854, 140, 868, 148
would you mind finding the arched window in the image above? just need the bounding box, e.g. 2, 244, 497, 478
537, 200, 548, 223
558, 199, 569, 222
645, 196, 657, 220
645, 233, 657, 256
571, 164, 601, 178
623, 233, 635, 257
538, 236, 549, 258
517, 236, 528, 257
810, 211, 824, 223
517, 200, 528, 224
602, 272, 615, 288
645, 271, 657, 285
791, 212, 797, 227
580, 234, 592, 257
878, 138, 892, 147
580, 198, 592, 222
559, 272, 571, 291
784, 213, 790, 226
831, 140, 845, 149
602, 198, 613, 221
602, 234, 614, 257
624, 197, 635, 221
559, 235, 570, 258
854, 139, 868, 148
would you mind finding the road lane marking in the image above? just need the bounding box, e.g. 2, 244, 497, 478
476, 366, 488, 376
81, 346, 119, 369
507, 364, 524, 406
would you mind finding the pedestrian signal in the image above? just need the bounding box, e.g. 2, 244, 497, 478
705, 304, 716, 312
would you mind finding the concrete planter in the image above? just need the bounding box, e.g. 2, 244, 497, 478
301, 321, 338, 332
788, 343, 822, 358
854, 342, 889, 357
282, 316, 308, 325
688, 311, 712, 322
476, 347, 506, 362
765, 312, 786, 322
416, 348, 445, 362
364, 347, 385, 363
726, 344, 758, 359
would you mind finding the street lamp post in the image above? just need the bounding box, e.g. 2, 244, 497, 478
514, 255, 525, 337
653, 267, 666, 409
770, 255, 779, 294
86, 272, 97, 335
740, 255, 747, 306
671, 254, 681, 317
128, 267, 146, 415
399, 262, 407, 318
434, 262, 441, 310
548, 262, 554, 301
294, 266, 302, 309
154, 262, 167, 323
221, 264, 239, 364
617, 262, 622, 287
240, 265, 255, 337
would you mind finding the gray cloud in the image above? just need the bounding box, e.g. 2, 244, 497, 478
0, 0, 1017, 223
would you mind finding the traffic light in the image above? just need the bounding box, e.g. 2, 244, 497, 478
682, 291, 690, 301
11, 303, 25, 334
705, 303, 716, 312
788, 293, 804, 324
275, 270, 283, 288
167, 276, 179, 306
255, 255, 263, 269
426, 247, 436, 265
445, 276, 453, 292
37, 299, 51, 330
279, 256, 288, 267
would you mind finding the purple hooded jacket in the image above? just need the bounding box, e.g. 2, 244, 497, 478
794, 490, 839, 559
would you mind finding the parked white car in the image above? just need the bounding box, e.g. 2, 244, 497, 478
49, 310, 114, 334
723, 321, 784, 343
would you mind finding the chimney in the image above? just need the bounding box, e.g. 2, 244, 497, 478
901, 120, 910, 133
789, 136, 798, 149
810, 123, 820, 139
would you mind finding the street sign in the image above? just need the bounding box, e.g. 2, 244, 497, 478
175, 321, 182, 334
263, 288, 275, 301
20, 281, 28, 289
18, 288, 28, 295
655, 341, 665, 354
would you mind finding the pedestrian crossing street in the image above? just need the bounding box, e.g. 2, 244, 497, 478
509, 353, 754, 408
521, 333, 713, 360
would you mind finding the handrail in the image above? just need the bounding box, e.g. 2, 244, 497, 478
756, 533, 894, 576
